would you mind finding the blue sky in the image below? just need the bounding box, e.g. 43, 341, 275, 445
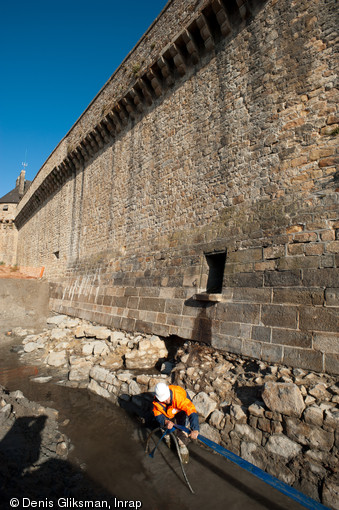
0, 0, 168, 198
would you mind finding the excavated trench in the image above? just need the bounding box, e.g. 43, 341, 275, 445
0, 279, 306, 509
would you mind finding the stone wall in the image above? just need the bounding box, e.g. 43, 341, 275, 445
15, 0, 339, 374
0, 204, 18, 265
17, 315, 339, 509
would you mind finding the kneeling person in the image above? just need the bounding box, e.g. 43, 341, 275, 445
153, 382, 199, 462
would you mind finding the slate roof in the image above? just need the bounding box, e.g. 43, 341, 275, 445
0, 181, 31, 204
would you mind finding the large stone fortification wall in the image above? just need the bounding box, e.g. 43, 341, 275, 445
0, 204, 18, 265
16, 0, 339, 374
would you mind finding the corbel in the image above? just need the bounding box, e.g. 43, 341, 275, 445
115, 103, 128, 125
129, 87, 144, 112
196, 13, 214, 51
236, 0, 250, 20
157, 56, 174, 87
122, 95, 137, 118
212, 0, 232, 36
182, 29, 200, 64
138, 77, 153, 106
169, 43, 187, 76
93, 127, 105, 147
146, 68, 163, 97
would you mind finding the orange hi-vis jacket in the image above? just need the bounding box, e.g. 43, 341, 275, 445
153, 385, 199, 430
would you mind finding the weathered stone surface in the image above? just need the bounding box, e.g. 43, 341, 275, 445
22, 334, 39, 345
99, 353, 124, 370
110, 331, 128, 344
89, 365, 110, 383
285, 418, 334, 450
322, 476, 339, 510
50, 328, 70, 341
125, 337, 167, 369
82, 342, 96, 356
46, 350, 67, 367
262, 382, 305, 417
230, 404, 247, 423
234, 423, 262, 444
199, 423, 220, 443
88, 379, 111, 399
85, 326, 112, 339
209, 409, 224, 429
93, 341, 109, 356
47, 315, 68, 326
24, 342, 41, 353
192, 392, 217, 419
128, 380, 141, 396
265, 435, 302, 461
309, 383, 331, 401
68, 362, 92, 382
303, 406, 324, 427
248, 401, 265, 417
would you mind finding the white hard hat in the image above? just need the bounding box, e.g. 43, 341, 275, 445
155, 382, 170, 402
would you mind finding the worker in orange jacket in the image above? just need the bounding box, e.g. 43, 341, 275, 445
152, 383, 200, 440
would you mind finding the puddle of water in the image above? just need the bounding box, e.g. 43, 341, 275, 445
0, 336, 307, 510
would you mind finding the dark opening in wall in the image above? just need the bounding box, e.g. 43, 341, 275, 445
54, 251, 60, 259
205, 250, 227, 293
2, 205, 8, 211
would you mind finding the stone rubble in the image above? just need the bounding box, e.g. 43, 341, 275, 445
12, 314, 339, 510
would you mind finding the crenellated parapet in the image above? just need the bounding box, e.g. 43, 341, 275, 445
15, 0, 267, 228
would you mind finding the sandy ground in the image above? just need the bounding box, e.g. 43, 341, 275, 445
0, 265, 38, 279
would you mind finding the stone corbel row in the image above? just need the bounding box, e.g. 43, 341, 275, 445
64, 0, 257, 170
16, 0, 262, 227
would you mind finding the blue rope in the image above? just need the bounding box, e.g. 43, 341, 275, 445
149, 429, 170, 458
173, 424, 330, 510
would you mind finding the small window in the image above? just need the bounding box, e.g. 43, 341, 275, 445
3, 205, 8, 211
54, 251, 60, 259
205, 250, 227, 294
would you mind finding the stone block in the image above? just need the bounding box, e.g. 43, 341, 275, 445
285, 418, 334, 450
261, 304, 297, 329
227, 248, 262, 263
192, 392, 217, 418
264, 270, 302, 287
164, 298, 183, 315
313, 332, 339, 354
325, 288, 339, 307
215, 302, 260, 324
273, 288, 324, 306
234, 423, 262, 444
283, 347, 324, 373
219, 321, 251, 338
251, 325, 271, 343
299, 306, 339, 333
211, 334, 243, 355
265, 435, 302, 461
303, 406, 324, 427
261, 343, 283, 364
271, 328, 312, 348
241, 340, 262, 359
278, 256, 320, 271
120, 317, 136, 331
138, 297, 165, 312
223, 272, 264, 288
302, 268, 339, 287
263, 246, 285, 260
325, 353, 339, 375
233, 287, 271, 303
262, 382, 305, 417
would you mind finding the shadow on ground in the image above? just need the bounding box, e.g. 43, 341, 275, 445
0, 414, 117, 507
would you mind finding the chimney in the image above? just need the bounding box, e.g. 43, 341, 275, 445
18, 170, 26, 197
